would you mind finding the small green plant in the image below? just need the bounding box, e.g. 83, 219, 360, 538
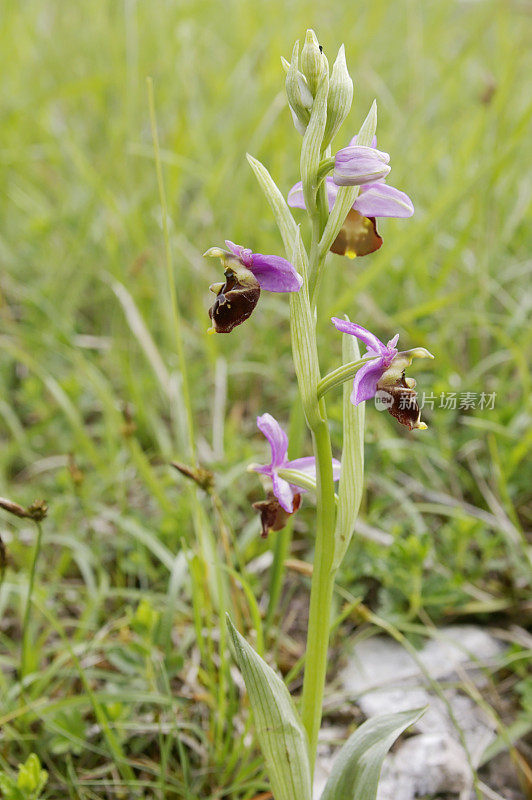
0, 754, 48, 800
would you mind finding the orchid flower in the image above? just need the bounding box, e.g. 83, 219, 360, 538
288, 135, 414, 258
251, 413, 340, 519
331, 318, 434, 430
204, 241, 303, 333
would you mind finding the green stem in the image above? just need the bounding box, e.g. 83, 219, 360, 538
316, 156, 335, 185
310, 181, 331, 304
265, 522, 293, 629
301, 405, 337, 771
317, 357, 369, 398
20, 521, 43, 679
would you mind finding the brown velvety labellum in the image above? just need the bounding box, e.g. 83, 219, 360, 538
208, 268, 260, 333
253, 492, 301, 538
330, 209, 383, 259
380, 375, 422, 430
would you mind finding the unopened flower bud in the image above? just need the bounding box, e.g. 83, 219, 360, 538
300, 29, 326, 97
172, 461, 214, 492
0, 496, 48, 521
323, 44, 353, 150
334, 145, 391, 186
285, 41, 312, 135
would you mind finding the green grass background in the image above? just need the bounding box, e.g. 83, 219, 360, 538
1, 0, 531, 797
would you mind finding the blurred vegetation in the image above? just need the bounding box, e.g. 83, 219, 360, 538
0, 0, 531, 797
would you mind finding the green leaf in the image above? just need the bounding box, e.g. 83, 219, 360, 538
333, 317, 365, 570
246, 153, 299, 255
320, 708, 425, 800
227, 617, 312, 800
356, 99, 378, 147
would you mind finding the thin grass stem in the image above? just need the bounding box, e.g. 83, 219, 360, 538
147, 77, 196, 462
20, 521, 44, 680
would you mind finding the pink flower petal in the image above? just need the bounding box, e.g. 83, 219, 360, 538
250, 253, 303, 293
354, 183, 414, 218
256, 413, 288, 467
225, 240, 253, 267
351, 358, 386, 405
272, 472, 296, 513
331, 318, 388, 354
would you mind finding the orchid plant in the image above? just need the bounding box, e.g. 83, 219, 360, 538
204, 30, 433, 800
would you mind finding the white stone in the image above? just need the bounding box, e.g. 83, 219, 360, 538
313, 626, 504, 799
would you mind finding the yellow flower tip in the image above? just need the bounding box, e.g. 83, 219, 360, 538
206, 326, 217, 336
415, 421, 428, 431
203, 246, 226, 259
346, 248, 357, 260
408, 347, 435, 360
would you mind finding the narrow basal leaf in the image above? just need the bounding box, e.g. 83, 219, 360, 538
320, 708, 425, 800
227, 617, 312, 800
333, 315, 365, 570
